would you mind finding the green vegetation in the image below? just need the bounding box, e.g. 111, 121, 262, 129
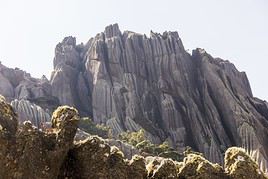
119, 129, 183, 161
78, 117, 110, 138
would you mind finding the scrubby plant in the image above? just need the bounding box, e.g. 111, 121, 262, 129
119, 129, 182, 161
78, 117, 111, 138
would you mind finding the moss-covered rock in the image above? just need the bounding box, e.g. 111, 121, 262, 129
146, 156, 163, 177
1, 101, 267, 179
0, 96, 18, 178
128, 155, 147, 179
51, 105, 79, 129
65, 136, 112, 178
153, 158, 178, 178
0, 104, 80, 179
178, 153, 227, 179
224, 147, 267, 179
0, 95, 17, 135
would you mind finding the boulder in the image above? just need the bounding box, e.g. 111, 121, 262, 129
224, 147, 267, 179
0, 103, 79, 179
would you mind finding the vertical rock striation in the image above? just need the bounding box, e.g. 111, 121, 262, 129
11, 99, 51, 128
50, 24, 268, 167
0, 24, 267, 169
50, 37, 91, 116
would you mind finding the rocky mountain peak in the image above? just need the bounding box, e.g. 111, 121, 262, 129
104, 23, 121, 38
0, 24, 267, 173
49, 24, 268, 169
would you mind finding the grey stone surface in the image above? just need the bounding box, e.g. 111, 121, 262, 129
74, 128, 139, 159
50, 24, 268, 166
0, 62, 58, 112
0, 24, 268, 169
50, 36, 91, 116
11, 99, 51, 129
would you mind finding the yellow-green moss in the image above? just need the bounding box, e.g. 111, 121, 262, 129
224, 147, 267, 179
178, 153, 225, 179
110, 145, 125, 158
0, 95, 17, 134
51, 106, 79, 129
0, 96, 16, 119
0, 95, 5, 101
128, 155, 147, 179
153, 159, 177, 178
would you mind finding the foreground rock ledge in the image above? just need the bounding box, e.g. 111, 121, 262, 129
0, 97, 267, 178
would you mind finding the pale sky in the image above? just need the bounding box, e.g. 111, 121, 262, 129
0, 0, 267, 100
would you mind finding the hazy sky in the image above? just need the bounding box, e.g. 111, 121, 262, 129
0, 0, 267, 100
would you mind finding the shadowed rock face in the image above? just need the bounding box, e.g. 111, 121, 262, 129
0, 98, 267, 178
49, 24, 268, 168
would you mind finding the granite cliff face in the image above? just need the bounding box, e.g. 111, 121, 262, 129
0, 24, 268, 171
49, 24, 268, 170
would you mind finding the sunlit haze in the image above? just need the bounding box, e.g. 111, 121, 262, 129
0, 0, 267, 100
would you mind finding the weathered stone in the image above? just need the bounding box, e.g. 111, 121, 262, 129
11, 99, 51, 128
68, 24, 268, 167
224, 147, 267, 179
50, 36, 91, 116
178, 153, 227, 179
152, 158, 178, 178
0, 99, 267, 178
0, 63, 57, 112
128, 155, 147, 179
0, 103, 79, 179
0, 95, 17, 135
0, 24, 268, 172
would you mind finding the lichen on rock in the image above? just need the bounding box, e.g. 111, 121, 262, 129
177, 152, 226, 179
0, 100, 267, 179
128, 155, 147, 179
0, 94, 17, 135
224, 147, 268, 179
0, 103, 80, 179
51, 105, 79, 129
152, 158, 178, 178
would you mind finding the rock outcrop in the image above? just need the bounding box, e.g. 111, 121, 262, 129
0, 97, 79, 179
49, 24, 268, 169
225, 147, 267, 179
50, 37, 91, 116
11, 99, 50, 128
0, 62, 59, 112
0, 24, 268, 171
1, 97, 267, 178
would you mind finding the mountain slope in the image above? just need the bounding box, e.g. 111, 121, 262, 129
50, 24, 268, 167
0, 24, 267, 170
